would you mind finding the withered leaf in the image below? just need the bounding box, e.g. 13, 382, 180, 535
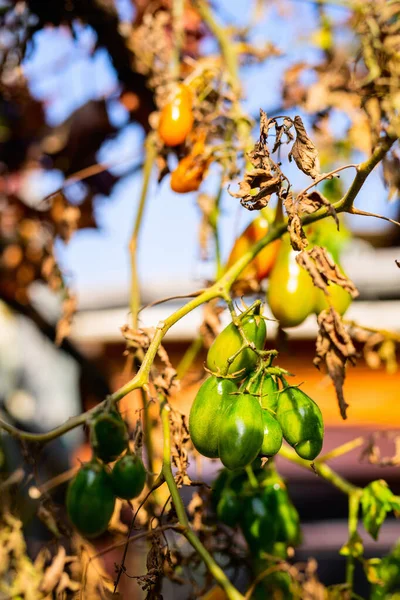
284, 192, 308, 251
314, 308, 357, 419
170, 409, 191, 487
298, 189, 339, 229
297, 246, 359, 298
289, 116, 320, 179
382, 152, 400, 201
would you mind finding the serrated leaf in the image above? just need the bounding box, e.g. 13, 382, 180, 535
362, 480, 400, 540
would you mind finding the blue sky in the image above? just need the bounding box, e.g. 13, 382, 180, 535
21, 0, 398, 300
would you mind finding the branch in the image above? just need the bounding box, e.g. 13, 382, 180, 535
130, 133, 158, 327
160, 401, 244, 600
279, 445, 361, 496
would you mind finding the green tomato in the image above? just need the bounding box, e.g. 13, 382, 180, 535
314, 282, 352, 316
206, 308, 267, 378
66, 462, 115, 538
216, 488, 241, 527
276, 386, 324, 460
189, 376, 238, 458
218, 393, 264, 470
90, 409, 129, 463
260, 410, 283, 457
111, 453, 147, 499
240, 488, 279, 554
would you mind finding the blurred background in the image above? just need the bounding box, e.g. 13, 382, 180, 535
0, 0, 400, 597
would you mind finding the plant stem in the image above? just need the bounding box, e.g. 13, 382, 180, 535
210, 175, 225, 280
160, 401, 244, 600
318, 437, 365, 463
346, 491, 362, 592
129, 133, 158, 327
279, 445, 360, 496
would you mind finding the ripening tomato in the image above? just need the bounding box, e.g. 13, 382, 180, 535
267, 237, 315, 328
170, 134, 210, 193
226, 210, 281, 283
158, 84, 194, 146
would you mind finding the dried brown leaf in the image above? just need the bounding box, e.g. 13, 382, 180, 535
40, 547, 67, 594
284, 192, 308, 251
297, 246, 359, 298
299, 189, 339, 229
314, 309, 357, 419
289, 116, 320, 179
170, 409, 191, 487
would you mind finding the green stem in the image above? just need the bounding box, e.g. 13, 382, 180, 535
318, 437, 365, 463
279, 445, 360, 496
130, 133, 158, 326
160, 402, 244, 600
346, 491, 362, 592
210, 176, 225, 280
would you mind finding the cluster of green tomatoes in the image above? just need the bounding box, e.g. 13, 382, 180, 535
189, 302, 324, 470
67, 408, 147, 538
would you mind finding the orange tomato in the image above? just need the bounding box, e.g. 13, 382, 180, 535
226, 211, 281, 282
158, 84, 194, 146
170, 135, 210, 193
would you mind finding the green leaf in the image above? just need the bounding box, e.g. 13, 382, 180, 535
361, 480, 400, 541
339, 531, 364, 558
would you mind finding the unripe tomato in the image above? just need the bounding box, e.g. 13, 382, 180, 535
276, 386, 324, 461
314, 283, 352, 315
216, 488, 241, 527
158, 84, 194, 146
189, 376, 237, 458
206, 307, 267, 378
218, 392, 264, 470
260, 410, 283, 457
111, 453, 147, 500
267, 238, 315, 328
240, 488, 279, 553
226, 210, 281, 283
90, 409, 129, 463
66, 461, 115, 538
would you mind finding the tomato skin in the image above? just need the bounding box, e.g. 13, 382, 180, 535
240, 488, 279, 553
206, 311, 267, 378
216, 488, 241, 527
276, 386, 324, 461
66, 462, 115, 538
314, 281, 352, 315
260, 410, 283, 457
90, 409, 129, 464
267, 238, 315, 328
111, 454, 147, 500
189, 376, 238, 458
218, 393, 264, 470
227, 213, 281, 283
158, 84, 194, 146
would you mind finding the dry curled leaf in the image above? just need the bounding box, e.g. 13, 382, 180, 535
289, 116, 320, 179
284, 192, 308, 251
361, 432, 400, 467
298, 189, 339, 229
314, 308, 357, 419
170, 409, 191, 487
296, 246, 359, 297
